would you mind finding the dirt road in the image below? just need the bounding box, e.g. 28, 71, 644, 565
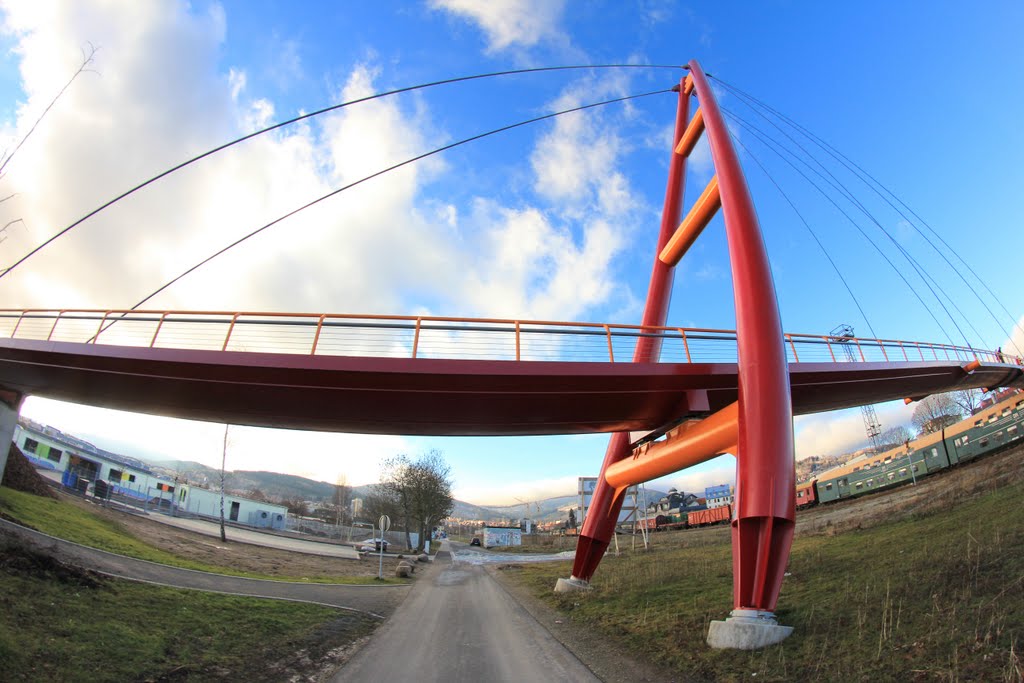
333, 546, 598, 682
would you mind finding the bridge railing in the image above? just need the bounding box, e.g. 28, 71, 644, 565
0, 309, 1014, 366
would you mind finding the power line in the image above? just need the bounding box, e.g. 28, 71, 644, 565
728, 131, 879, 339
126, 88, 673, 312
0, 63, 684, 281
710, 75, 1024, 356
722, 109, 955, 345
720, 104, 975, 350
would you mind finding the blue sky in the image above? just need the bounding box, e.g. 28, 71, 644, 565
1, 1, 1021, 504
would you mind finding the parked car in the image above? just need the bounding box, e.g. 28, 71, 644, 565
470, 538, 481, 546
359, 538, 389, 552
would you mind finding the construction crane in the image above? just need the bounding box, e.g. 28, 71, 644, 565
830, 324, 884, 453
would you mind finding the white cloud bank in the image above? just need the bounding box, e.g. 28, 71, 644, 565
429, 0, 567, 53
0, 1, 652, 488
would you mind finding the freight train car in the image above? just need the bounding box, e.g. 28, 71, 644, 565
687, 504, 731, 527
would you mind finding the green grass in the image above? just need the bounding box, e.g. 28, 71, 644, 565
0, 544, 376, 682
507, 483, 1024, 682
0, 487, 402, 585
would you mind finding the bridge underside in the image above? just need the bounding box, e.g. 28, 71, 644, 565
0, 338, 1020, 435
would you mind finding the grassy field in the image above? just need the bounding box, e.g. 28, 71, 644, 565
0, 542, 375, 682
0, 487, 402, 584
505, 481, 1024, 682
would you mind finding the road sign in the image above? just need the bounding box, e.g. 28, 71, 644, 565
379, 515, 391, 532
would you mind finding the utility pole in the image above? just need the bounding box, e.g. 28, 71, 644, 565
219, 424, 228, 543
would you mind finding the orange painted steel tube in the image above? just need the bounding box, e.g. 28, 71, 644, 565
786, 335, 799, 362
410, 318, 421, 359
659, 175, 721, 266
311, 314, 327, 356
683, 73, 695, 95
675, 107, 705, 157
515, 321, 521, 361
605, 402, 738, 489
150, 312, 168, 348
604, 324, 614, 362
222, 313, 240, 351
678, 328, 692, 363
964, 359, 981, 373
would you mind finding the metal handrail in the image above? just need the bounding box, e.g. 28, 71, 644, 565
0, 308, 1017, 366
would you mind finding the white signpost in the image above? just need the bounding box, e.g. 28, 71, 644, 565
378, 514, 391, 579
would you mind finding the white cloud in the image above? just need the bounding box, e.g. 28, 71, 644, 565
0, 3, 654, 487
1001, 314, 1024, 360
21, 396, 410, 487
429, 0, 567, 52
794, 401, 915, 459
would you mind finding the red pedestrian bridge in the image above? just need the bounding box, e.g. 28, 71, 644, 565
1, 59, 1020, 649
0, 309, 1018, 436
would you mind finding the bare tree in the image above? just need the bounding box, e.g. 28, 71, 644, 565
379, 451, 454, 551
878, 425, 912, 451
951, 389, 982, 416
911, 393, 962, 436
1, 43, 97, 267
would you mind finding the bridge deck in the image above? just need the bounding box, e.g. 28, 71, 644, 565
0, 336, 1020, 436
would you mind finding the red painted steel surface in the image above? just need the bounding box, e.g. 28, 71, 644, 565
686, 60, 796, 613
570, 79, 692, 583
0, 336, 1018, 434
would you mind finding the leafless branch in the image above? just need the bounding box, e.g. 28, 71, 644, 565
0, 42, 99, 176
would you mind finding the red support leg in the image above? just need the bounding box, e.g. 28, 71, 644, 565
562, 80, 691, 586
684, 60, 796, 648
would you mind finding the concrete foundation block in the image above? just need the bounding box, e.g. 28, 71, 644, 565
706, 610, 793, 650
553, 577, 592, 593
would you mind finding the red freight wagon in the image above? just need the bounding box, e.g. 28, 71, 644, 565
687, 505, 731, 527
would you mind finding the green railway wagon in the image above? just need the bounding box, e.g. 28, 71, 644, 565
946, 399, 1024, 463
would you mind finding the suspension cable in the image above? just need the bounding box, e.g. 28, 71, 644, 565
722, 109, 954, 345
722, 108, 973, 348
0, 63, 684, 281
729, 132, 878, 339
717, 85, 984, 350
710, 75, 1024, 356
126, 88, 673, 312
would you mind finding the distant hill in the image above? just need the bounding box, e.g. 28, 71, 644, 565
146, 459, 669, 523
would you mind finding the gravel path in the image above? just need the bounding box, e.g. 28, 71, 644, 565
0, 517, 409, 618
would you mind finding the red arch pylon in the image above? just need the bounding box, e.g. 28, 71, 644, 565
564, 60, 796, 636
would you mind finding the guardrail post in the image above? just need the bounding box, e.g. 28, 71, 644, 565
150, 312, 168, 348
222, 313, 240, 351
515, 321, 521, 361
678, 329, 692, 363
11, 311, 26, 338
853, 337, 866, 362
786, 334, 799, 362
46, 311, 65, 341
604, 325, 614, 362
94, 311, 112, 344
311, 315, 327, 356
411, 318, 421, 359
